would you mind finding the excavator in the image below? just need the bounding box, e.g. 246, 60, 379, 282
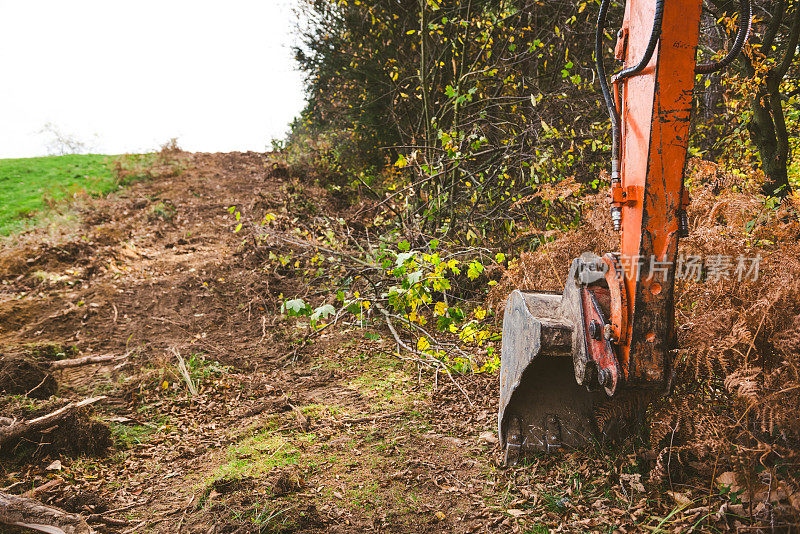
498, 0, 752, 462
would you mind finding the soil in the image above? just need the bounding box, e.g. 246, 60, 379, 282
0, 152, 757, 533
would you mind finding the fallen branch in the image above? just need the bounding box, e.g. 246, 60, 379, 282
373, 302, 473, 408
0, 396, 106, 448
21, 479, 62, 499
255, 226, 378, 270
0, 490, 92, 534
50, 355, 121, 370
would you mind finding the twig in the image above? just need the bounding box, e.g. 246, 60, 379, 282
255, 227, 378, 270
279, 308, 343, 364
25, 375, 51, 398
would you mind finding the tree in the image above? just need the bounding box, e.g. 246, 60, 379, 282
742, 0, 800, 196
293, 0, 606, 241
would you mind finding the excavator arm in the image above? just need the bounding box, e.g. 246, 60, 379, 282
499, 0, 751, 461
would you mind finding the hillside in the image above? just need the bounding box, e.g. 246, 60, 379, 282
0, 151, 797, 533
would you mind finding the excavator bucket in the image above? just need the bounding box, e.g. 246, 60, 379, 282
498, 254, 622, 463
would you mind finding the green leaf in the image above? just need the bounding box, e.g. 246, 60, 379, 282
282, 298, 308, 316
398, 240, 411, 252
311, 304, 336, 321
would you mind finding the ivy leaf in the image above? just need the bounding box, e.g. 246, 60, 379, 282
407, 270, 423, 285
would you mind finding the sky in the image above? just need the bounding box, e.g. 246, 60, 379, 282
0, 0, 306, 158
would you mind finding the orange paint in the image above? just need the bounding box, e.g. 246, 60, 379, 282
612, 0, 702, 385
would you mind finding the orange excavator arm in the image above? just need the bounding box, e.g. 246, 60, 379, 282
498, 0, 752, 461
610, 0, 702, 386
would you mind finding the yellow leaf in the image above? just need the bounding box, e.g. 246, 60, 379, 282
417, 337, 431, 351
434, 302, 447, 316
234, 223, 243, 233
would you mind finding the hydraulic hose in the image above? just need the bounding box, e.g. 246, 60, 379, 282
612, 0, 666, 83
594, 0, 620, 182
696, 0, 752, 74
595, 0, 664, 230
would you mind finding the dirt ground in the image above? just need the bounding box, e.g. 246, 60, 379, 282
0, 152, 749, 533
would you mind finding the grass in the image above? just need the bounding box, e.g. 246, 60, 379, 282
0, 153, 166, 236
0, 154, 119, 235
208, 428, 313, 485
109, 422, 156, 449
344, 353, 430, 409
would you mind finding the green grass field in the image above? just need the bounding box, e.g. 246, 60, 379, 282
0, 154, 120, 236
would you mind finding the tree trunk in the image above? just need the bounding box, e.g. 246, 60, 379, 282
748, 82, 791, 196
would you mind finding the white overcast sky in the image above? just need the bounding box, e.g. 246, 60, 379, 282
0, 0, 306, 158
